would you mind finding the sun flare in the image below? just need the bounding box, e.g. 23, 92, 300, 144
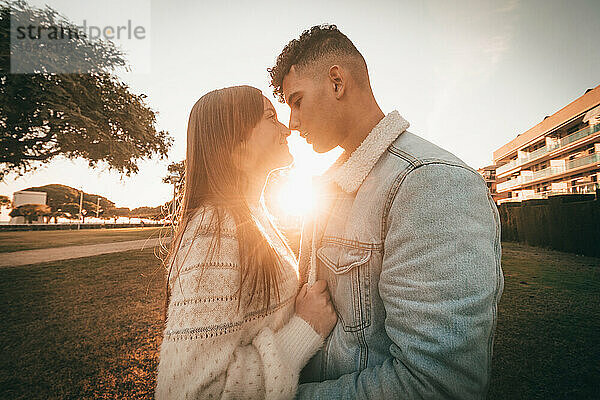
275, 169, 315, 217
271, 135, 342, 219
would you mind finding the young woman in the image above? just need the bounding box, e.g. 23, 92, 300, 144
155, 85, 337, 400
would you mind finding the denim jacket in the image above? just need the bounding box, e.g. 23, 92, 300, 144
296, 111, 504, 399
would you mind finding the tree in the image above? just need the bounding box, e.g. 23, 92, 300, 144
130, 206, 162, 220
163, 160, 185, 220
0, 1, 173, 180
104, 207, 130, 223
57, 202, 80, 220
162, 160, 185, 193
0, 194, 10, 209
9, 203, 51, 223
22, 184, 115, 222
48, 208, 68, 224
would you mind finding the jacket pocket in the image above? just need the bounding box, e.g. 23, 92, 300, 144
316, 243, 372, 332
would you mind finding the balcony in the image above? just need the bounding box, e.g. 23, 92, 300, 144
496, 123, 600, 176
496, 182, 599, 204
522, 145, 554, 163
560, 124, 600, 147
497, 197, 522, 204
567, 152, 600, 170
497, 152, 599, 193
497, 176, 522, 192
496, 159, 519, 175
530, 167, 559, 181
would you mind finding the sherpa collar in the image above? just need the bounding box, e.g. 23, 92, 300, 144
323, 110, 410, 193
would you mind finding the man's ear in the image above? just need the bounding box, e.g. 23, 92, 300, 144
328, 65, 345, 99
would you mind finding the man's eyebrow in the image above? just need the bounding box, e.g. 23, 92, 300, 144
286, 91, 300, 106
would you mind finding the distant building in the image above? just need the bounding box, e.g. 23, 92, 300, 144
493, 85, 600, 204
477, 164, 503, 203
9, 190, 48, 224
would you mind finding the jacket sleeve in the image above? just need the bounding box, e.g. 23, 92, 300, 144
296, 163, 504, 399
156, 225, 323, 400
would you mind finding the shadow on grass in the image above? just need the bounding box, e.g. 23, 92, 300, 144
0, 248, 166, 399
488, 242, 600, 400
0, 242, 598, 398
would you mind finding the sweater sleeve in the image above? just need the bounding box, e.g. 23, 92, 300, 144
155, 217, 323, 400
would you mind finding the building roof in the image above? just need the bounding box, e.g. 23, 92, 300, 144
14, 190, 47, 196
493, 84, 600, 162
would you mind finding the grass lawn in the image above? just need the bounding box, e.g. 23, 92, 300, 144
0, 247, 166, 399
0, 241, 598, 399
488, 242, 600, 399
0, 227, 168, 253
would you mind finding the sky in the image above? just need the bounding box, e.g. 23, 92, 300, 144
2, 0, 599, 211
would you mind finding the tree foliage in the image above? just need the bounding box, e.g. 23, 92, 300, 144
162, 160, 185, 193
57, 202, 80, 218
23, 184, 114, 212
0, 1, 173, 180
103, 207, 131, 222
20, 184, 114, 222
129, 206, 161, 220
0, 194, 10, 208
9, 203, 51, 223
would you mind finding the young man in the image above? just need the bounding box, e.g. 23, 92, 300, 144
269, 25, 504, 399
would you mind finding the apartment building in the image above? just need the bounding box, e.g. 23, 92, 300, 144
493, 85, 600, 204
477, 164, 500, 202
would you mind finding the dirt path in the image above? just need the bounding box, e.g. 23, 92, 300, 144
0, 238, 170, 267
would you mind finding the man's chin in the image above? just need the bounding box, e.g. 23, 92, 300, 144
312, 142, 336, 154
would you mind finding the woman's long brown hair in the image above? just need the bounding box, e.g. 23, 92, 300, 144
163, 85, 282, 322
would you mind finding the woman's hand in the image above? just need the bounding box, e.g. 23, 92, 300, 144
295, 280, 337, 338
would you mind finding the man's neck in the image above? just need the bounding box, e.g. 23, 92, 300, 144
339, 99, 385, 154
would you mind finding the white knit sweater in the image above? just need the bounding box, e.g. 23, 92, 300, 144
155, 205, 323, 400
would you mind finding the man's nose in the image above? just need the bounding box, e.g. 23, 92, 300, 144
288, 112, 300, 131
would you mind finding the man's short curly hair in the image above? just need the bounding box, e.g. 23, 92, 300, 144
268, 24, 366, 103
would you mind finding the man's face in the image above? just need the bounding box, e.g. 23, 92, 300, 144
282, 65, 343, 153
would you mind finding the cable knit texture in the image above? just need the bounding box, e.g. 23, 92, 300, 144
155, 205, 323, 400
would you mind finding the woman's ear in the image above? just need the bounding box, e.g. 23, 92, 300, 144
328, 65, 345, 99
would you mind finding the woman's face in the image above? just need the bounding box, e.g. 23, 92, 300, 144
240, 96, 293, 174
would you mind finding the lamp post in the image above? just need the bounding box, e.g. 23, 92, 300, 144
78, 189, 83, 230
